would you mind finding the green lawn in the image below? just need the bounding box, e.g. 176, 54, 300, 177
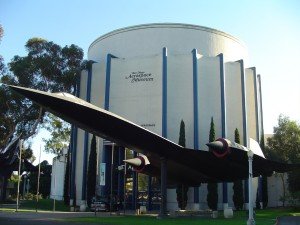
1, 200, 299, 225
68, 208, 300, 225
0, 199, 69, 212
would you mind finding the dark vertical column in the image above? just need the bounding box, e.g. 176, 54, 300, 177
192, 49, 199, 203
147, 176, 152, 211
257, 75, 264, 141
219, 54, 228, 207
248, 68, 262, 208
240, 60, 249, 205
192, 49, 199, 150
258, 176, 263, 206
160, 47, 168, 215
2, 177, 8, 202
100, 145, 112, 197
253, 69, 260, 142
70, 125, 75, 202
104, 54, 116, 111
70, 75, 81, 204
81, 63, 93, 201
132, 151, 138, 210
117, 146, 125, 202
240, 60, 248, 147
109, 144, 115, 214
68, 128, 73, 203
82, 132, 89, 200
240, 60, 248, 146
100, 54, 113, 197
159, 157, 167, 218
162, 47, 168, 138
257, 75, 264, 206
100, 54, 117, 198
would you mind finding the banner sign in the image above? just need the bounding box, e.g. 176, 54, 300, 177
100, 163, 106, 186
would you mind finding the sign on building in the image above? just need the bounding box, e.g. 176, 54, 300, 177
100, 163, 106, 186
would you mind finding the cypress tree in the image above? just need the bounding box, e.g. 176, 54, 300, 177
63, 147, 70, 205
73, 185, 76, 208
232, 128, 244, 210
234, 128, 240, 144
176, 120, 189, 210
207, 117, 218, 210
262, 176, 268, 209
179, 120, 186, 147
255, 188, 261, 209
87, 135, 97, 208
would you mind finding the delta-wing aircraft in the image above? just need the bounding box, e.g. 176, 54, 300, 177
9, 85, 298, 186
0, 136, 37, 178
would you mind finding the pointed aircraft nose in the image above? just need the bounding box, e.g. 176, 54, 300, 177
123, 158, 142, 167
206, 140, 224, 151
206, 138, 231, 158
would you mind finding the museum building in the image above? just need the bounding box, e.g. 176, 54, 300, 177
69, 23, 263, 211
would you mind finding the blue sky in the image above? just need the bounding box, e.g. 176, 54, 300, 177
1, 0, 300, 163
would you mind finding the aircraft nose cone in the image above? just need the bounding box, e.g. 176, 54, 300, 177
206, 140, 224, 151
123, 158, 142, 167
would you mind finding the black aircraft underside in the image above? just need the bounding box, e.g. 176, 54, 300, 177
9, 85, 299, 186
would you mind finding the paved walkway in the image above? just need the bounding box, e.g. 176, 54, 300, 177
2, 210, 300, 225
0, 211, 127, 225
276, 216, 300, 225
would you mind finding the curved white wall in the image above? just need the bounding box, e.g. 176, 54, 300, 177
88, 23, 248, 64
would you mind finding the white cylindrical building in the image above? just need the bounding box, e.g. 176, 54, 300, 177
70, 23, 262, 211
50, 154, 66, 201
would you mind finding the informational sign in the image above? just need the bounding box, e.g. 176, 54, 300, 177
110, 56, 162, 135
99, 163, 106, 186
125, 71, 154, 83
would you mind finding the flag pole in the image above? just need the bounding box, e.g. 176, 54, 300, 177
16, 139, 23, 212
36, 144, 42, 212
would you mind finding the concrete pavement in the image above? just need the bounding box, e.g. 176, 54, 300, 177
275, 216, 300, 225
0, 211, 119, 225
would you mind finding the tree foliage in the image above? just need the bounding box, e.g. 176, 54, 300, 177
179, 120, 186, 147
234, 128, 240, 144
87, 135, 97, 207
138, 173, 148, 191
9, 38, 83, 92
21, 146, 36, 163
0, 37, 83, 148
176, 120, 189, 210
0, 40, 41, 145
0, 75, 43, 147
43, 114, 71, 155
266, 115, 300, 193
0, 24, 5, 76
232, 128, 244, 210
29, 160, 52, 198
0, 24, 3, 41
207, 117, 218, 210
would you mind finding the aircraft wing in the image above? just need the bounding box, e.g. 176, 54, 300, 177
9, 85, 299, 186
9, 85, 182, 156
